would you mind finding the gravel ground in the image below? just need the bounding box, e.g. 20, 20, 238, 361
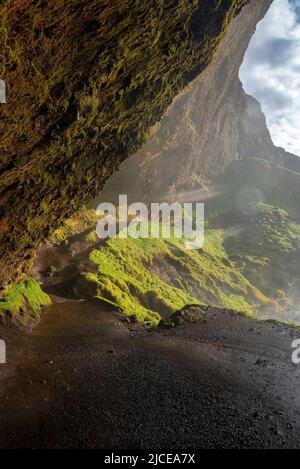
1, 300, 300, 449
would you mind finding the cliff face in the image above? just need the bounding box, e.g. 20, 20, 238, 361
101, 0, 300, 203
0, 0, 250, 287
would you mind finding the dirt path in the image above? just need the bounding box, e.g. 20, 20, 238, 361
1, 297, 300, 449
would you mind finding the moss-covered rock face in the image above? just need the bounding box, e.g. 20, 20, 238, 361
0, 0, 249, 287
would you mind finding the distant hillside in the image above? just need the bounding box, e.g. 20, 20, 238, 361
86, 156, 300, 324
34, 157, 300, 325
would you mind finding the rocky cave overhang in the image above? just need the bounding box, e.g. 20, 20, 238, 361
0, 0, 250, 287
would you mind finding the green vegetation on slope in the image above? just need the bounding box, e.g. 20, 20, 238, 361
75, 224, 275, 325
206, 158, 300, 314
71, 157, 300, 325
0, 277, 51, 324
50, 206, 100, 242
86, 236, 198, 326
223, 204, 300, 308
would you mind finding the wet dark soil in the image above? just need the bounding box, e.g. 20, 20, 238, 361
1, 298, 300, 449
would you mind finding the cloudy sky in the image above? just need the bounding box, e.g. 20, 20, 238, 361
240, 0, 300, 156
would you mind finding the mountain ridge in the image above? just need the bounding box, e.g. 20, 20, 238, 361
100, 0, 300, 204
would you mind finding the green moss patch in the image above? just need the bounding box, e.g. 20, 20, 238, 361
77, 223, 274, 325
50, 206, 100, 242
0, 277, 51, 324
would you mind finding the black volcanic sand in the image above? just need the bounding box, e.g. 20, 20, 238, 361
1, 300, 300, 449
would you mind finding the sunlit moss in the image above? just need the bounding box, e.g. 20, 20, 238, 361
50, 207, 100, 242
0, 277, 51, 324
78, 223, 273, 325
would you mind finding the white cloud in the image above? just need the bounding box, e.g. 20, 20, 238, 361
240, 0, 300, 156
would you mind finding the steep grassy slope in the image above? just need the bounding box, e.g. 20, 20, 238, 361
65, 157, 300, 325
206, 158, 300, 319
225, 205, 300, 311
69, 224, 275, 325
0, 0, 250, 288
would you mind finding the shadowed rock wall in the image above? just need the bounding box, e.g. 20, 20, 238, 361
0, 0, 249, 287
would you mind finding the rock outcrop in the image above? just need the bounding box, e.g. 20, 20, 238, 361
0, 0, 250, 287
101, 0, 300, 204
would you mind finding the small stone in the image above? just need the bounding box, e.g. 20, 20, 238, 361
45, 265, 57, 277
255, 359, 269, 367
158, 320, 175, 329
129, 314, 138, 324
